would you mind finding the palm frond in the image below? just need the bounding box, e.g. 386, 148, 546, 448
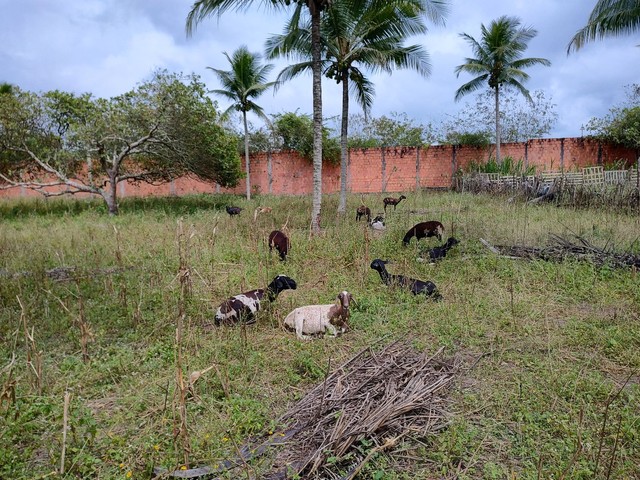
568, 0, 640, 52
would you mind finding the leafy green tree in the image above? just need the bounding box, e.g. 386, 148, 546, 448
454, 16, 551, 162
266, 0, 446, 213
0, 72, 241, 215
442, 89, 558, 144
208, 46, 275, 200
346, 112, 437, 148
0, 83, 14, 95
586, 84, 640, 151
188, 0, 333, 231
271, 111, 341, 163
568, 0, 640, 52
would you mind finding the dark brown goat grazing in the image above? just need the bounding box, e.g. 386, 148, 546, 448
383, 195, 406, 212
356, 205, 371, 222
268, 230, 290, 261
226, 206, 243, 216
402, 221, 444, 246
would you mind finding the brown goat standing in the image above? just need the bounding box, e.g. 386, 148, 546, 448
383, 195, 406, 212
268, 230, 290, 261
402, 221, 444, 245
356, 205, 371, 222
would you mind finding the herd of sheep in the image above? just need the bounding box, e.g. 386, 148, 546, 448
215, 196, 459, 340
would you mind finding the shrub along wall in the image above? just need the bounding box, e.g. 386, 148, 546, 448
1, 138, 637, 199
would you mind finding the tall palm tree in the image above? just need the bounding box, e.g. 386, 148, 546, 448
568, 0, 640, 52
454, 16, 550, 163
208, 46, 274, 200
187, 0, 331, 231
266, 0, 446, 214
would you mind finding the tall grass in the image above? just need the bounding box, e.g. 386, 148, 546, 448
0, 192, 639, 479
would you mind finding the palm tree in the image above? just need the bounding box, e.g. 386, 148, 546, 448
187, 0, 331, 231
208, 46, 274, 200
568, 0, 640, 52
454, 16, 550, 163
266, 0, 446, 214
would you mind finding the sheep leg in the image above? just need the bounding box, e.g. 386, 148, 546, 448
325, 324, 338, 337
295, 317, 311, 341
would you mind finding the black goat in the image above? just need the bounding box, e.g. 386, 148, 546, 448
370, 259, 441, 300
214, 275, 297, 326
370, 215, 385, 230
226, 206, 243, 216
426, 237, 459, 262
402, 221, 444, 245
268, 230, 290, 261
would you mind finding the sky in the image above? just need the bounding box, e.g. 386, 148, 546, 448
1, 0, 638, 139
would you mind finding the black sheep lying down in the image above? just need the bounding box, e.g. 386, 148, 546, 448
426, 237, 460, 262
214, 275, 297, 325
370, 259, 441, 300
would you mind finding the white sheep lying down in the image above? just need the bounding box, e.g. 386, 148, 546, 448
284, 291, 353, 340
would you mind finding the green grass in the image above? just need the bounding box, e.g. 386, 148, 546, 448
1, 192, 639, 479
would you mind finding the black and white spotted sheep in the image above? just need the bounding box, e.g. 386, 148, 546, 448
214, 275, 297, 326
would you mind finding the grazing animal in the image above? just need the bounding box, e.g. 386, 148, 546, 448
370, 215, 386, 230
426, 237, 460, 262
383, 195, 406, 212
370, 259, 441, 300
268, 230, 290, 261
356, 205, 371, 222
402, 221, 444, 245
254, 206, 272, 221
226, 206, 243, 216
284, 291, 353, 340
214, 275, 297, 326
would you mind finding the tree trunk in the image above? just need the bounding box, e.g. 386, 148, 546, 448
243, 111, 251, 201
495, 85, 501, 163
338, 71, 349, 215
105, 173, 119, 215
310, 6, 323, 232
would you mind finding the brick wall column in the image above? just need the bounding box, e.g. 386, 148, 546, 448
415, 147, 421, 191
381, 148, 386, 193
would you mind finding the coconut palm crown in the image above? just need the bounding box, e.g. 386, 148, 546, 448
454, 15, 550, 163
208, 46, 275, 200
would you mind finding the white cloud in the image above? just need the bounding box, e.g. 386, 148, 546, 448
1, 0, 638, 138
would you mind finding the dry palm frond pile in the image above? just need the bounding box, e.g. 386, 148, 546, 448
261, 341, 459, 479
484, 234, 640, 269
153, 341, 460, 479
154, 341, 460, 479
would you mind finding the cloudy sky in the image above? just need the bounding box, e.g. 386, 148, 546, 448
1, 0, 638, 138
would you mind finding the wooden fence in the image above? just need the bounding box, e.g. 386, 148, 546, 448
464, 166, 640, 190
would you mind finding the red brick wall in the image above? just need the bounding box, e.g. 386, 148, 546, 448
1, 138, 637, 198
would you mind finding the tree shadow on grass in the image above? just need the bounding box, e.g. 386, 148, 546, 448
0, 194, 247, 219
